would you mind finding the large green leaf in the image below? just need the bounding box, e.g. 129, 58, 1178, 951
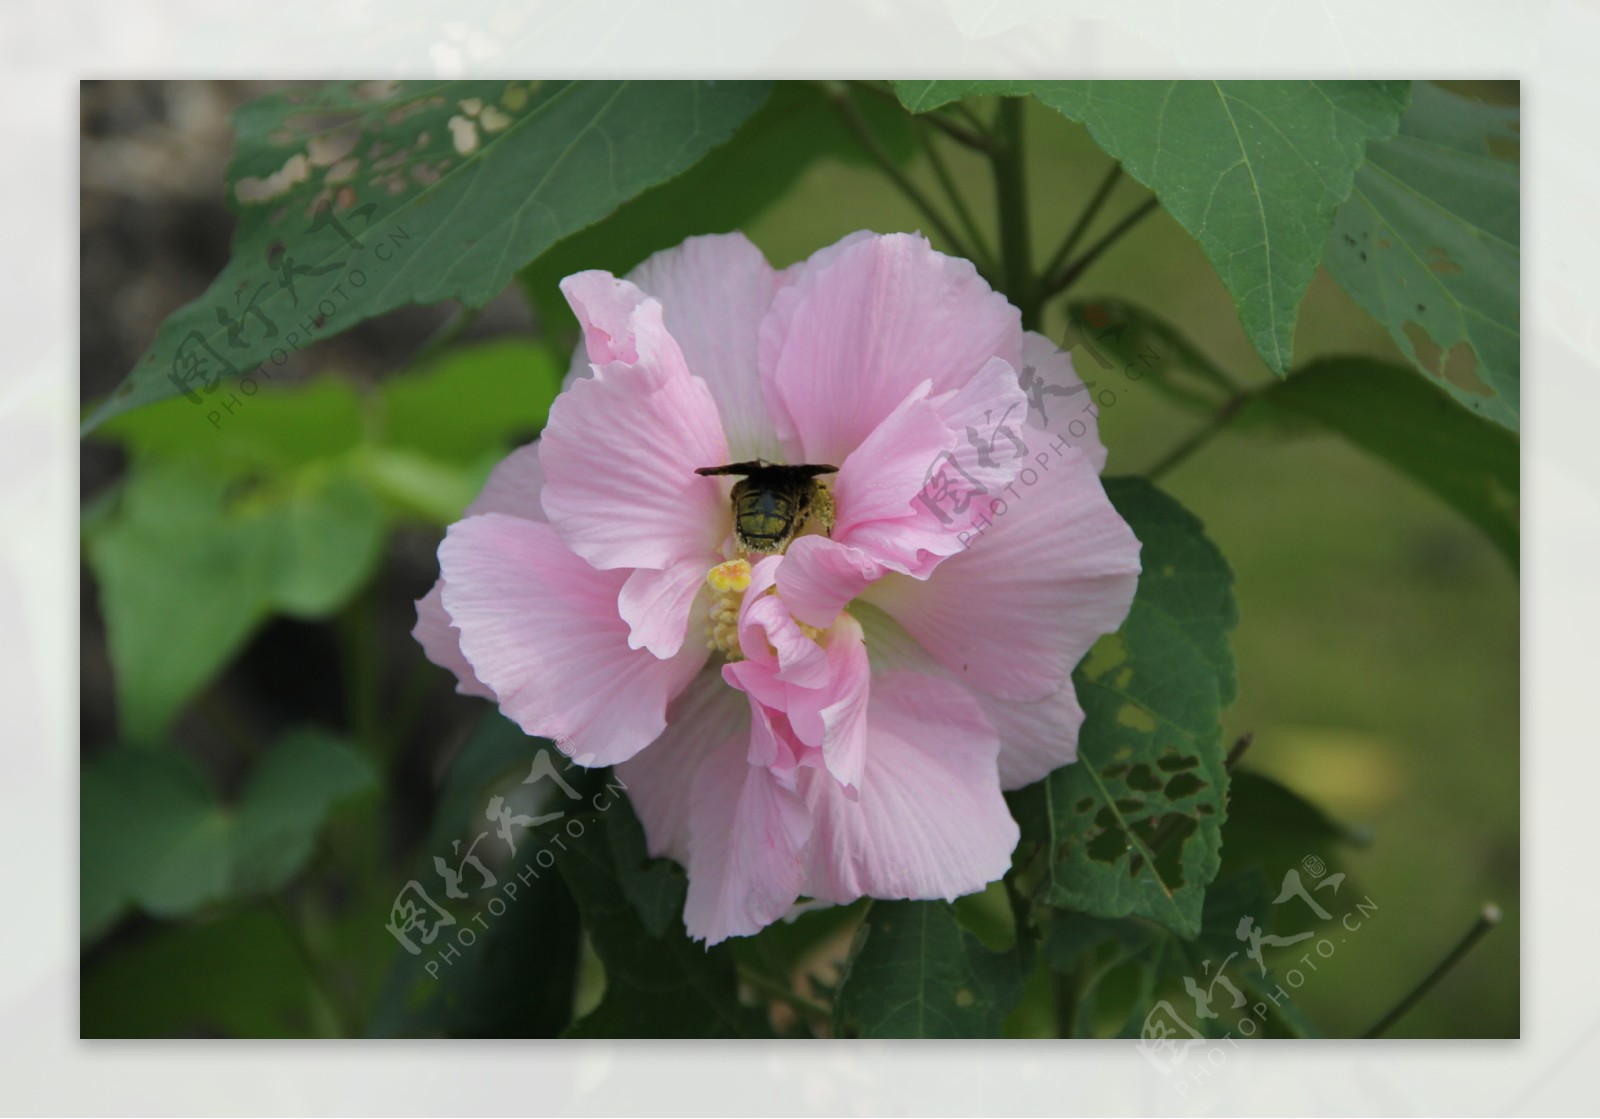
1323, 82, 1520, 430
84, 461, 387, 742
1012, 478, 1237, 938
81, 729, 375, 941
558, 808, 772, 1038
1251, 357, 1519, 566
86, 79, 770, 431
894, 81, 1410, 374
832, 899, 1026, 1038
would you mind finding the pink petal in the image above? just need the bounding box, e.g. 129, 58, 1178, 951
977, 677, 1087, 791
626, 233, 785, 461
411, 443, 550, 698
775, 536, 883, 630
411, 580, 496, 701
860, 448, 1141, 702
539, 293, 729, 577
857, 603, 1085, 790
560, 270, 649, 365
1019, 330, 1107, 473
614, 667, 748, 864
618, 558, 709, 660
439, 514, 705, 765
799, 670, 1017, 903
761, 232, 1022, 466
785, 610, 870, 794
684, 724, 812, 945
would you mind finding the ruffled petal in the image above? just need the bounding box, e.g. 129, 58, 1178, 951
861, 447, 1140, 702
760, 232, 1022, 466
614, 667, 748, 865
618, 558, 710, 660
798, 670, 1017, 903
539, 291, 730, 577
857, 602, 1085, 790
439, 514, 706, 765
775, 536, 883, 630
627, 233, 784, 461
411, 580, 496, 700
684, 724, 812, 945
1018, 330, 1107, 473
411, 442, 550, 698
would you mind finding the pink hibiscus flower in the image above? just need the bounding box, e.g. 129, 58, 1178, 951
414, 230, 1141, 945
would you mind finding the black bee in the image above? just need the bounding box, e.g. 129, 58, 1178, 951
695, 459, 839, 554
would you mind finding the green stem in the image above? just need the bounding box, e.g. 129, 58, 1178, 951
739, 966, 833, 1027
1362, 905, 1502, 1038
1146, 390, 1252, 481
1038, 163, 1122, 287
825, 84, 978, 264
272, 898, 355, 1039
852, 81, 994, 152
991, 98, 1038, 329
1044, 196, 1161, 299
914, 118, 997, 278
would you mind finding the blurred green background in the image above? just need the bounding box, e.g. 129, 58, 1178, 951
79, 82, 1517, 1038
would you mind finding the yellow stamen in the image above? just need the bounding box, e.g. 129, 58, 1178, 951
705, 559, 752, 659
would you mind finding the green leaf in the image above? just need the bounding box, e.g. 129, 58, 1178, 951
366, 714, 590, 1038
519, 81, 915, 328
1046, 870, 1322, 1039
81, 750, 230, 939
558, 809, 772, 1038
82, 907, 319, 1037
81, 729, 375, 941
379, 338, 561, 464
1251, 357, 1518, 566
1218, 770, 1359, 888
832, 900, 1026, 1038
894, 81, 1411, 374
87, 79, 771, 431
1323, 82, 1520, 430
84, 462, 388, 741
230, 728, 379, 894
84, 465, 278, 743
1013, 477, 1237, 938
1061, 296, 1241, 412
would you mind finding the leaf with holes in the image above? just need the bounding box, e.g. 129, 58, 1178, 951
832, 900, 1026, 1038
894, 81, 1411, 374
1323, 82, 1520, 430
85, 79, 770, 431
1013, 477, 1237, 939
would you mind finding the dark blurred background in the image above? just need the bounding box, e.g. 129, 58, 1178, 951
79, 80, 1519, 1038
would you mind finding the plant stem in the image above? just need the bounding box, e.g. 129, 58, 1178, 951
272, 897, 356, 1039
1362, 905, 1502, 1038
1146, 390, 1252, 481
1044, 196, 1161, 299
914, 118, 998, 277
991, 98, 1038, 329
1225, 732, 1255, 771
739, 965, 833, 1027
825, 84, 978, 264
1038, 163, 1122, 287
851, 81, 994, 152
